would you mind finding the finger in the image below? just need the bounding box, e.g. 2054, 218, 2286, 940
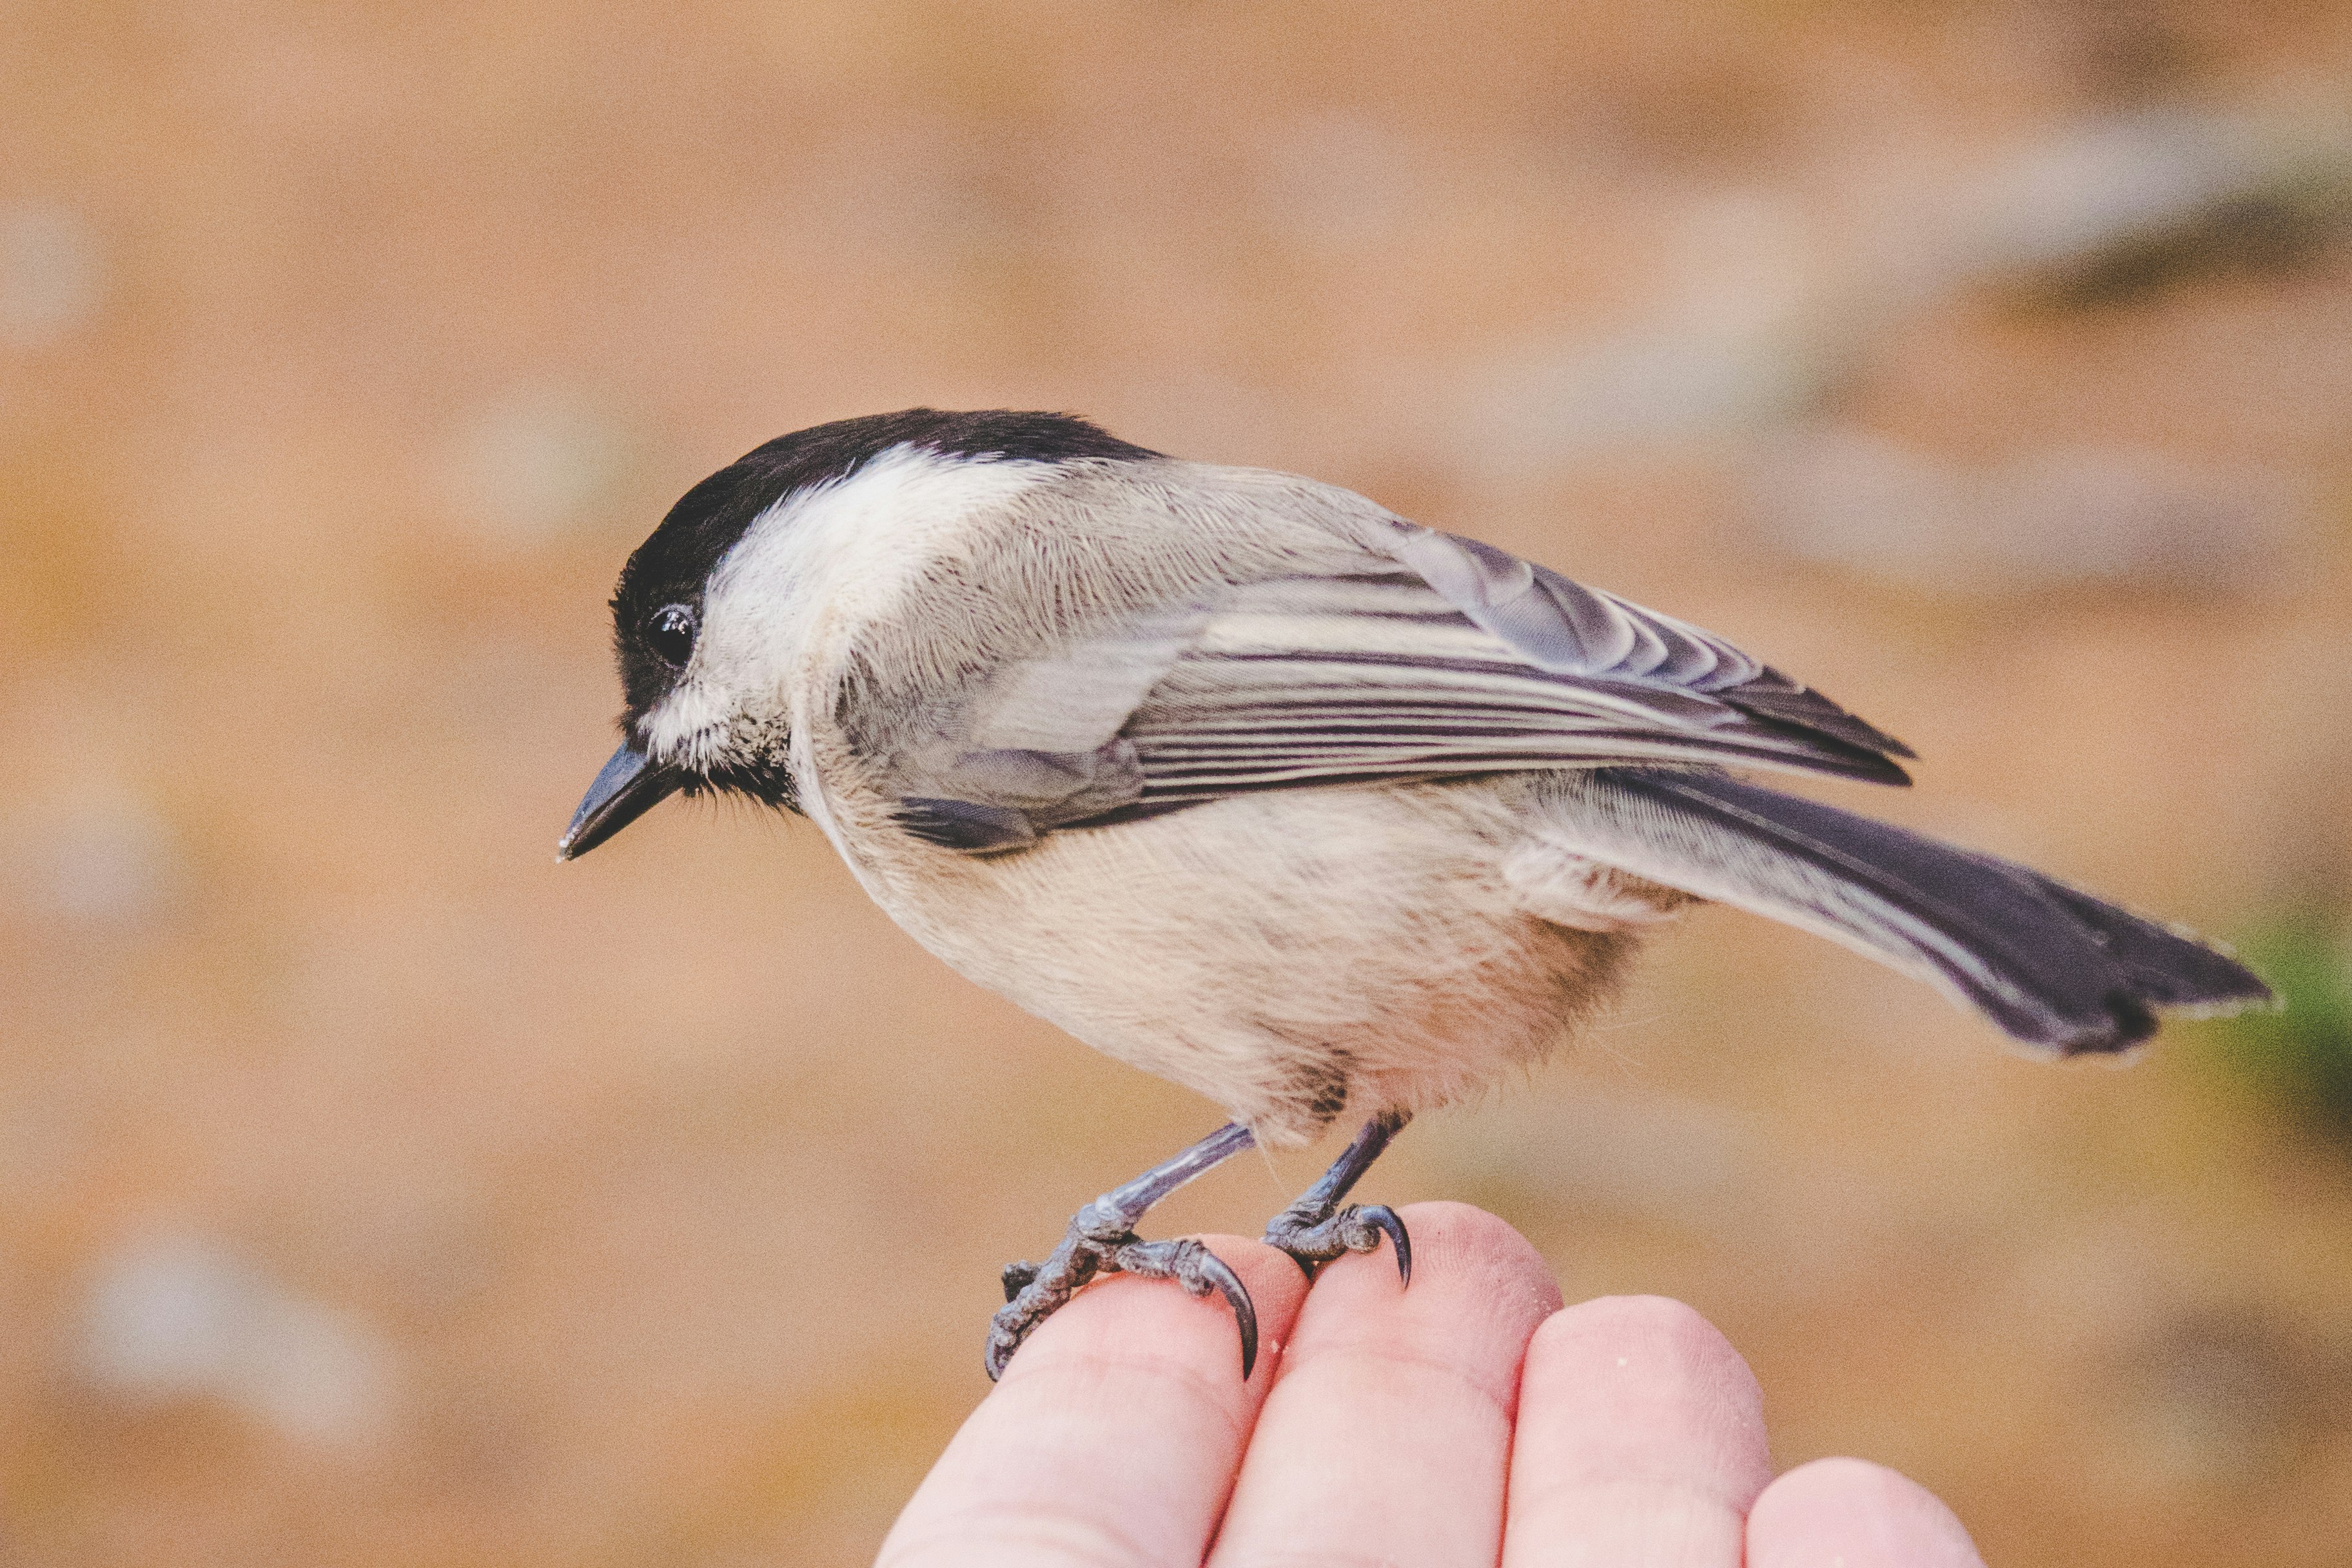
1747, 1457, 1987, 1568
877, 1236, 1311, 1568
1209, 1202, 1564, 1567
1504, 1295, 1773, 1567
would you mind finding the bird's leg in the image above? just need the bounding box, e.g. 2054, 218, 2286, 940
988, 1121, 1259, 1382
1261, 1110, 1413, 1284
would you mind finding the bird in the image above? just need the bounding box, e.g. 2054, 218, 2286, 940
558, 407, 2271, 1381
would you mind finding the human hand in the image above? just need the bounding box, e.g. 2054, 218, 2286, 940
879, 1202, 1984, 1566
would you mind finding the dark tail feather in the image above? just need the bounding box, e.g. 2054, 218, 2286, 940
1556, 768, 2272, 1054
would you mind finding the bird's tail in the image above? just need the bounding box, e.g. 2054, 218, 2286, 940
1540, 767, 2271, 1054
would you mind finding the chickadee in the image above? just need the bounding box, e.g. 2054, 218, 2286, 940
561, 408, 2269, 1380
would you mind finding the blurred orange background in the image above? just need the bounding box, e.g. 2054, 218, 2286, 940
5, 2, 2352, 1563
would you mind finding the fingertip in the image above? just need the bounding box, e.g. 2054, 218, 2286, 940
1525, 1294, 1766, 1444
1749, 1457, 1986, 1568
1290, 1201, 1562, 1391
879, 1237, 1311, 1567
1287, 1201, 1562, 1388
1210, 1204, 1560, 1563
1378, 1200, 1565, 1317
1504, 1296, 1770, 1563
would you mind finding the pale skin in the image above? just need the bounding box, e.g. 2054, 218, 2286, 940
880, 1202, 1986, 1567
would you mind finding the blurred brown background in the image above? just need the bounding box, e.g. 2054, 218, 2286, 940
6, 1, 2352, 1563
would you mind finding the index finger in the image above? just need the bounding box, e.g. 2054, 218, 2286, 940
877, 1237, 1310, 1568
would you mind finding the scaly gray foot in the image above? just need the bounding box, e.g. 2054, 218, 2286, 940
1262, 1199, 1412, 1283
988, 1196, 1259, 1380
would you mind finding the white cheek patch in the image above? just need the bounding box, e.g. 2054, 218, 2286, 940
643, 443, 1054, 765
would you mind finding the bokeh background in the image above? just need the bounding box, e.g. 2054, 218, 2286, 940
6, 1, 2352, 1563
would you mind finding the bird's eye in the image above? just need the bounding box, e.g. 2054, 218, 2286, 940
645, 603, 699, 667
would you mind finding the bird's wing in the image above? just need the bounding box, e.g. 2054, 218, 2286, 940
894, 524, 1912, 851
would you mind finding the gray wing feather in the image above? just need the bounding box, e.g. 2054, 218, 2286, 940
1391, 527, 1912, 756
1114, 548, 1911, 805
892, 605, 1200, 846
899, 521, 1910, 847
961, 603, 1208, 754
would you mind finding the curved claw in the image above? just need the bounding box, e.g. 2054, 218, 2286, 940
1193, 1246, 1260, 1380
1357, 1204, 1412, 1287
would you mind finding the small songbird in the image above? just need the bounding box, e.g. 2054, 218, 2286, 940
560, 408, 2269, 1380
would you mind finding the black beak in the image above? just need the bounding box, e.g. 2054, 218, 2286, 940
558, 743, 685, 861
